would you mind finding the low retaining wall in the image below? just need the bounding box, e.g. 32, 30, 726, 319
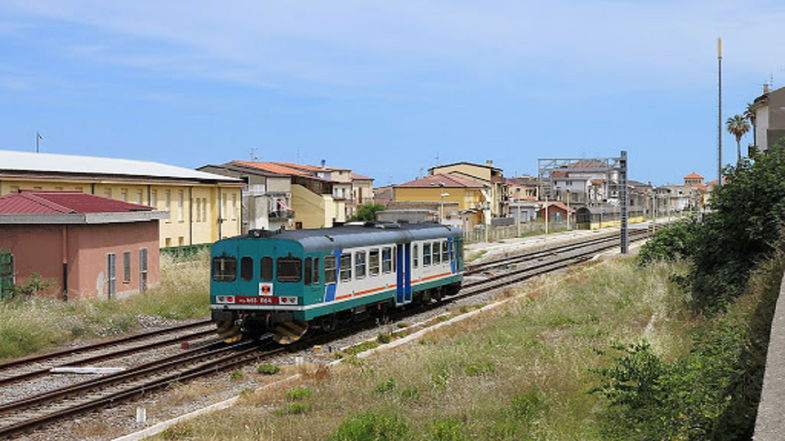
753, 270, 785, 439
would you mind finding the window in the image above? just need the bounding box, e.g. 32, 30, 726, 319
355, 251, 367, 279
123, 251, 131, 283
423, 243, 432, 266
107, 253, 116, 298
120, 189, 128, 201
441, 241, 449, 262
232, 194, 238, 219
104, 188, 112, 199
432, 242, 441, 264
413, 244, 419, 268
313, 258, 320, 284
305, 257, 312, 285
277, 257, 302, 282
325, 255, 336, 284
240, 257, 254, 281
202, 198, 208, 223
369, 249, 380, 276
178, 191, 184, 221
212, 256, 237, 282
196, 199, 202, 222
382, 247, 392, 273
139, 248, 148, 292
151, 190, 158, 209
340, 253, 352, 281
136, 191, 143, 204
261, 257, 273, 281
165, 190, 171, 220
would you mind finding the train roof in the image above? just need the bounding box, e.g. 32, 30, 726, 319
234, 222, 462, 253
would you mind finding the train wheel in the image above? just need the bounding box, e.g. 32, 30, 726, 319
319, 314, 337, 333
215, 320, 242, 344
272, 320, 309, 345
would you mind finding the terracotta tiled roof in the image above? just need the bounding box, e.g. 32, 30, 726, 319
0, 190, 153, 214
232, 161, 332, 181
351, 172, 373, 181
590, 179, 605, 185
684, 172, 704, 179
540, 201, 576, 213
272, 162, 324, 172
394, 173, 486, 189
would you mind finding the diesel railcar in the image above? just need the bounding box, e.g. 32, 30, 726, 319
210, 222, 464, 344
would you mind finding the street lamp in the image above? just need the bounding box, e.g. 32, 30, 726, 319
439, 192, 450, 224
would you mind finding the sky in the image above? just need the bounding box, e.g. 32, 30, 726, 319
1, 1, 784, 186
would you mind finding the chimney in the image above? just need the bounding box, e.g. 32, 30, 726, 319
486, 160, 493, 167
764, 83, 771, 94
320, 159, 326, 169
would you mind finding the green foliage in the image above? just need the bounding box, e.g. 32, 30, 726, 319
343, 340, 379, 356
229, 370, 243, 380
348, 203, 386, 222
510, 387, 547, 424
328, 412, 411, 441
399, 386, 419, 401
638, 220, 700, 265
423, 418, 468, 441
373, 378, 396, 395
285, 387, 312, 401
9, 273, 55, 297
377, 333, 393, 344
275, 402, 313, 416
160, 423, 193, 440
465, 360, 495, 376
256, 363, 280, 375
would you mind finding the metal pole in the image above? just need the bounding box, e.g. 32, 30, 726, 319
717, 38, 723, 186
619, 150, 629, 254
545, 203, 549, 235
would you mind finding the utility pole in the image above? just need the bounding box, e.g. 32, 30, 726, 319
717, 37, 723, 186
619, 150, 628, 254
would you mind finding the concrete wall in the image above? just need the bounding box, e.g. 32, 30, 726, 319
0, 222, 160, 300
0, 179, 241, 247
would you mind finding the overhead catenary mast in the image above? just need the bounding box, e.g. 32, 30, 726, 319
717, 37, 723, 186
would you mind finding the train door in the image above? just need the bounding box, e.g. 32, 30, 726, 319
395, 243, 412, 305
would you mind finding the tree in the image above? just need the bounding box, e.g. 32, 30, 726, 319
348, 203, 385, 222
726, 114, 751, 164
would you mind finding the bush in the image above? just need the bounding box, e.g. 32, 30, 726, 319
638, 220, 699, 265
328, 412, 410, 441
377, 333, 392, 344
285, 387, 312, 401
510, 387, 547, 424
275, 402, 313, 416
423, 417, 468, 441
229, 370, 243, 380
257, 363, 281, 375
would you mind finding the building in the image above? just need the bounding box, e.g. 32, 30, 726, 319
546, 159, 620, 207
536, 201, 575, 224
373, 185, 395, 205
0, 150, 243, 248
428, 161, 509, 218
351, 173, 375, 212
506, 175, 540, 202
750, 85, 785, 151
201, 161, 346, 230
0, 191, 166, 300
393, 173, 487, 228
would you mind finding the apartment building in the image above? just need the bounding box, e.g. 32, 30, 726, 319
428, 161, 508, 218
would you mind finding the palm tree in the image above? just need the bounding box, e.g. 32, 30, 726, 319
744, 103, 757, 146
726, 114, 751, 163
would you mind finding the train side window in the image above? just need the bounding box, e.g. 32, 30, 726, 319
432, 242, 441, 264
240, 257, 253, 281
304, 257, 312, 285
313, 257, 320, 284
260, 257, 273, 282
441, 241, 449, 262
324, 255, 336, 284
423, 243, 431, 266
212, 256, 237, 282
369, 249, 380, 276
413, 244, 419, 268
340, 253, 352, 281
355, 251, 367, 279
392, 246, 397, 272
382, 247, 392, 273
276, 257, 302, 282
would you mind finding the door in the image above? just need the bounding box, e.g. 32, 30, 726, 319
395, 243, 412, 305
139, 248, 148, 292
107, 253, 116, 299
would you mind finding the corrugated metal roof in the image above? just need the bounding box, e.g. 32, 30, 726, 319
0, 191, 153, 214
0, 150, 240, 182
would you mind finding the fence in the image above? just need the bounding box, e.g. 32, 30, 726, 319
463, 221, 573, 244
0, 250, 13, 300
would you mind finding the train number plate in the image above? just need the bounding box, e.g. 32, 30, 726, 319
235, 296, 299, 305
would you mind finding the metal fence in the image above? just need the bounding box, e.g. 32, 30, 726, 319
0, 250, 13, 300
463, 221, 573, 244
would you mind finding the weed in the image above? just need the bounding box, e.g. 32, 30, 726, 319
510, 387, 547, 424
275, 402, 313, 416
285, 387, 312, 401
373, 378, 396, 395
160, 423, 193, 440
256, 363, 280, 375
229, 370, 243, 380
399, 386, 419, 401
328, 412, 410, 441
459, 306, 470, 314
423, 417, 469, 441
396, 322, 410, 328
344, 341, 379, 356
465, 361, 495, 376
377, 333, 392, 344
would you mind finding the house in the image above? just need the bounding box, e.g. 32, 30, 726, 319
546, 159, 620, 207
201, 161, 346, 230
428, 161, 509, 218
0, 191, 166, 300
749, 85, 785, 151
351, 173, 375, 211
373, 185, 395, 205
0, 149, 243, 248
506, 175, 540, 201
536, 201, 575, 224
393, 173, 487, 228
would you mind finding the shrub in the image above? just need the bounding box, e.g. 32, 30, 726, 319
343, 341, 379, 356
510, 387, 547, 424
229, 370, 243, 380
373, 378, 396, 395
275, 402, 313, 416
256, 363, 281, 375
377, 333, 392, 344
9, 273, 56, 297
637, 220, 699, 265
423, 417, 468, 441
285, 387, 312, 401
328, 412, 410, 441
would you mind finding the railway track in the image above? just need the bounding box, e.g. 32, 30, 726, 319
0, 227, 655, 439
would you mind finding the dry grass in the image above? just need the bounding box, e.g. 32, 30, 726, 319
147, 255, 693, 441
0, 251, 211, 360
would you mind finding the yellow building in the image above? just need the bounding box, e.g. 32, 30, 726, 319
429, 161, 508, 218
0, 150, 243, 247
393, 173, 487, 227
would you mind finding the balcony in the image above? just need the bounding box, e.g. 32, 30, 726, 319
269, 209, 295, 219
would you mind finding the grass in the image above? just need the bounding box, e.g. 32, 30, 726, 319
148, 256, 695, 441
0, 251, 211, 360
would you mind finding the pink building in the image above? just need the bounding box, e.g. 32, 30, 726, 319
0, 191, 167, 300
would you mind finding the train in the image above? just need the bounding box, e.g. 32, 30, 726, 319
209, 222, 464, 344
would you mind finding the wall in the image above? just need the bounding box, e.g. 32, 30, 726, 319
394, 187, 484, 226
291, 183, 326, 228
0, 178, 242, 247
0, 225, 64, 297
432, 164, 491, 181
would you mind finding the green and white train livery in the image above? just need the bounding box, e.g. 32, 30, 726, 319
210, 222, 464, 344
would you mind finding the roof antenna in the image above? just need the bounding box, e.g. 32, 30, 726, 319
35, 131, 43, 153
248, 148, 259, 160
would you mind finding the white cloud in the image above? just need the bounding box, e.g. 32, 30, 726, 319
2, 0, 785, 92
